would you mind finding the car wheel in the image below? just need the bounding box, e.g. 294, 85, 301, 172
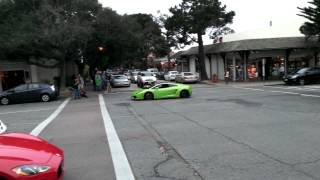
299, 78, 305, 86
144, 92, 154, 100
180, 90, 190, 98
41, 94, 50, 102
0, 97, 9, 105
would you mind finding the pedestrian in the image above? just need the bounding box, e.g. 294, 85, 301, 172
106, 73, 112, 93
224, 69, 230, 84
78, 74, 88, 98
73, 75, 81, 99
95, 71, 102, 91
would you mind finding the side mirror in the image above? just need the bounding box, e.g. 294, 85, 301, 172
0, 120, 7, 134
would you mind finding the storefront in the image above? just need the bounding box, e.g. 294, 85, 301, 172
180, 37, 320, 82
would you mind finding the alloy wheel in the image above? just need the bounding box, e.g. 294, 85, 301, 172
41, 94, 50, 102
0, 97, 9, 105
144, 92, 153, 100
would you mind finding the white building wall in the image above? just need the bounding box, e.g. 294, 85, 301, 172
205, 56, 210, 78
189, 56, 196, 74
30, 65, 38, 82
218, 56, 225, 80
211, 54, 218, 75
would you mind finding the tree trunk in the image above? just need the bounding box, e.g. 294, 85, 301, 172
59, 58, 66, 92
197, 32, 208, 80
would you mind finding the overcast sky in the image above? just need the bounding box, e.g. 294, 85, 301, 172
99, 0, 309, 32
99, 0, 310, 49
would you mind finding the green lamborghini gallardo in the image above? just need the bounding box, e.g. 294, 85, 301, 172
131, 83, 192, 100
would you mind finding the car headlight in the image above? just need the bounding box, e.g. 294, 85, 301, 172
291, 75, 298, 79
50, 85, 55, 91
12, 165, 51, 176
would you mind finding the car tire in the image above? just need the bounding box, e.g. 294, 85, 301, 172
0, 97, 9, 105
180, 90, 190, 98
144, 92, 154, 100
41, 94, 51, 102
299, 78, 305, 86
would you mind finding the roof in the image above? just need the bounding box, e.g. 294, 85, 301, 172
177, 36, 320, 56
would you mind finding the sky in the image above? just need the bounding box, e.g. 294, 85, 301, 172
99, 0, 310, 48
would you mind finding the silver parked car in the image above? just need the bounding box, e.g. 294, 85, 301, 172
175, 72, 199, 83
110, 75, 131, 87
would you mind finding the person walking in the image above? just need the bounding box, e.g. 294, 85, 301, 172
73, 75, 81, 99
224, 69, 230, 84
95, 71, 102, 91
78, 74, 88, 98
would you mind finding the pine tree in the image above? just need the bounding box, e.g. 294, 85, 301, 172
164, 0, 235, 80
298, 0, 320, 41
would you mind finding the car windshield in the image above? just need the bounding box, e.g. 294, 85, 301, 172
141, 72, 153, 76
295, 68, 310, 74
183, 72, 193, 76
113, 75, 126, 79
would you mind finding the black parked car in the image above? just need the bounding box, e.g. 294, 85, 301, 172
0, 83, 58, 105
283, 67, 320, 85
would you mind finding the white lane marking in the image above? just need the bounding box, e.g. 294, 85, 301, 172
30, 98, 70, 136
300, 94, 320, 98
270, 91, 299, 95
0, 107, 55, 115
235, 86, 320, 98
234, 86, 265, 91
99, 94, 135, 180
266, 86, 319, 92
0, 120, 7, 134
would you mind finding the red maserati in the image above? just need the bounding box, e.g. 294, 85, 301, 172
0, 130, 64, 180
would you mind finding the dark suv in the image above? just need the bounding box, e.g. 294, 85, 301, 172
283, 67, 320, 85
0, 83, 58, 105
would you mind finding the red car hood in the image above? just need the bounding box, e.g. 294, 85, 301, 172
0, 133, 62, 166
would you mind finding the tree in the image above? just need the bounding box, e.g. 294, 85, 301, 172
0, 0, 102, 86
298, 0, 320, 41
88, 11, 170, 69
164, 0, 235, 80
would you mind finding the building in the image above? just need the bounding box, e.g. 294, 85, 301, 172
174, 28, 320, 81
0, 59, 77, 92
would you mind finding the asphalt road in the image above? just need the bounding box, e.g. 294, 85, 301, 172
1, 83, 320, 180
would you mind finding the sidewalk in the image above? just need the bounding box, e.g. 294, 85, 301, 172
201, 80, 284, 87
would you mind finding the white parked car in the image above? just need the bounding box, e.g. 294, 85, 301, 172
137, 71, 157, 88
175, 72, 199, 83
164, 71, 179, 81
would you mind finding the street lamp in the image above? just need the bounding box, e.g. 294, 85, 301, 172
98, 46, 104, 52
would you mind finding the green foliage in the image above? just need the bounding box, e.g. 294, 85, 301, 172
298, 0, 320, 41
86, 12, 170, 69
164, 0, 235, 79
0, 0, 170, 71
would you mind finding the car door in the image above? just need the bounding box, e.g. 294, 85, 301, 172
315, 67, 320, 83
28, 84, 41, 101
154, 84, 171, 98
156, 84, 178, 98
9, 84, 29, 102
306, 68, 317, 83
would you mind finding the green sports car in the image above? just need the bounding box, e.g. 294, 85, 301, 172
131, 83, 192, 100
